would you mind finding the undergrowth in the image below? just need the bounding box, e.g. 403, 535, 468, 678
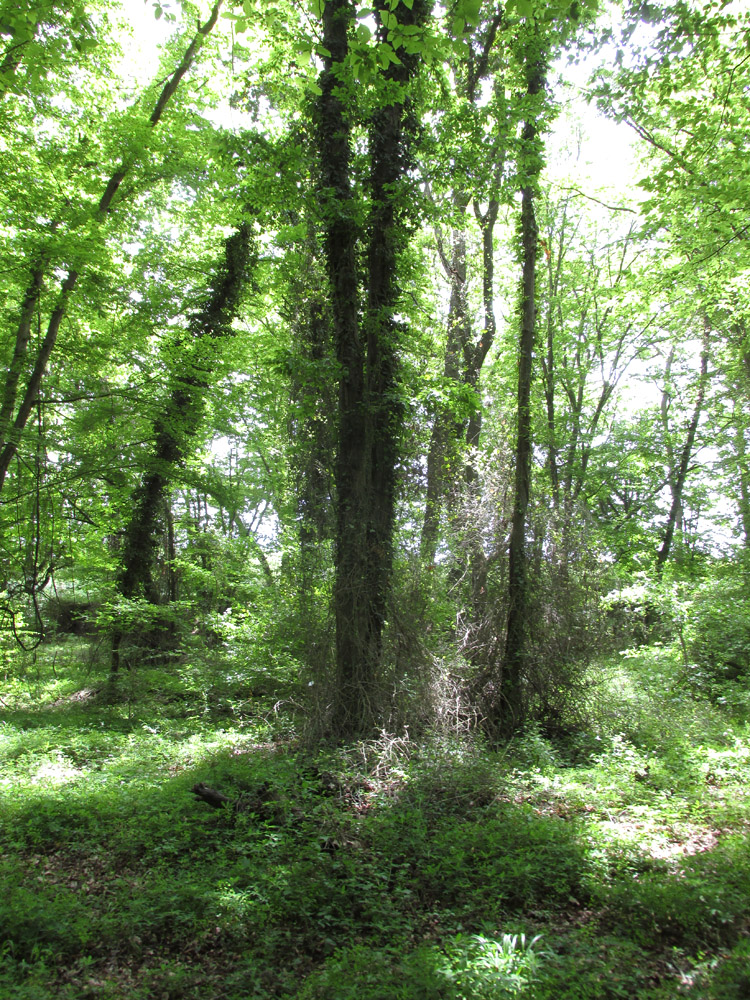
0, 641, 748, 999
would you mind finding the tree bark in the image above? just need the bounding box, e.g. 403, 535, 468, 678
0, 270, 79, 490
497, 48, 546, 736
421, 199, 469, 562
733, 410, 750, 552
364, 0, 428, 699
0, 268, 45, 450
466, 196, 500, 452
117, 223, 254, 601
318, 0, 429, 735
317, 0, 371, 733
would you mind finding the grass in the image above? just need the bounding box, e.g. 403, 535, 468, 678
0, 640, 749, 999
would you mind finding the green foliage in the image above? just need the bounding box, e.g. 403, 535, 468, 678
297, 931, 550, 999
0, 643, 749, 998
685, 570, 750, 708
687, 938, 750, 1000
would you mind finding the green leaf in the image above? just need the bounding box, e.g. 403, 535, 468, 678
462, 0, 482, 25
307, 80, 323, 96
376, 42, 401, 67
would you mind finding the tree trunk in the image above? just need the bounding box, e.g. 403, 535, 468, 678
496, 49, 546, 736
735, 410, 750, 553
111, 222, 254, 671
732, 328, 750, 552
0, 270, 79, 490
421, 202, 469, 563
117, 222, 254, 599
466, 196, 500, 453
655, 321, 710, 576
0, 267, 45, 446
419, 12, 505, 562
318, 0, 429, 735
317, 0, 372, 733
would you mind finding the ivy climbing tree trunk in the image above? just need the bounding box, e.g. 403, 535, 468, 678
496, 41, 547, 736
363, 0, 430, 710
317, 0, 430, 735
317, 0, 370, 733
111, 221, 255, 672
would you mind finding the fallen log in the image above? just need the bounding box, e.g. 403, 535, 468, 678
191, 782, 231, 808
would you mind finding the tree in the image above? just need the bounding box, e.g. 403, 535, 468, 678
497, 23, 548, 735
316, 0, 432, 734
420, 5, 507, 564
655, 321, 710, 576
110, 221, 256, 671
0, 1, 224, 493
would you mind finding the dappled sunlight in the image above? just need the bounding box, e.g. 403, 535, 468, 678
1, 642, 749, 998
29, 755, 84, 786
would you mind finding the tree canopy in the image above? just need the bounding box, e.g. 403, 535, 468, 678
1, 0, 748, 732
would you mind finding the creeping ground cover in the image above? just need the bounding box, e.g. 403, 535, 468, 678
0, 642, 749, 1000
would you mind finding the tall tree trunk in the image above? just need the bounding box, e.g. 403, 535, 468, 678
318, 0, 429, 735
419, 12, 505, 563
421, 203, 469, 563
317, 0, 371, 733
0, 268, 45, 446
420, 193, 500, 562
364, 0, 428, 697
117, 222, 253, 599
496, 49, 546, 736
0, 270, 78, 490
732, 327, 750, 553
466, 196, 500, 452
111, 222, 254, 672
733, 410, 750, 553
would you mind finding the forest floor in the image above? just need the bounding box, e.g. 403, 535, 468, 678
1, 640, 749, 1000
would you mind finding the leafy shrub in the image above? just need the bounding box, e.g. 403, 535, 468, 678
44, 597, 99, 637
296, 931, 551, 1000
687, 572, 750, 697
688, 938, 750, 999
596, 833, 750, 947
0, 883, 92, 961
369, 801, 586, 918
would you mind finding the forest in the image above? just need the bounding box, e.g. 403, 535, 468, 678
1, 0, 749, 997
